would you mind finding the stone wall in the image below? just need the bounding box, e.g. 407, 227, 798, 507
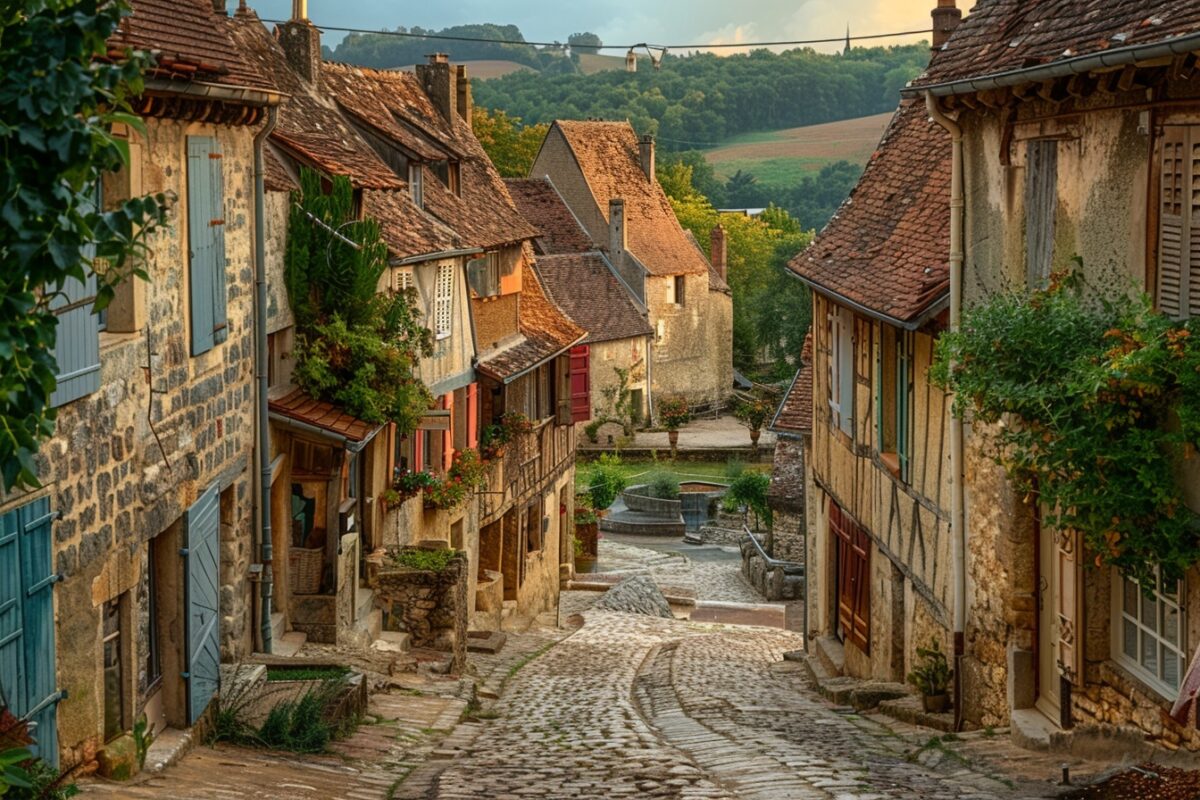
371, 549, 469, 672
646, 272, 728, 411
580, 339, 648, 432
2, 115, 261, 766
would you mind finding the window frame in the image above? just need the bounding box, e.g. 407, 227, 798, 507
827, 305, 855, 439
1112, 567, 1186, 699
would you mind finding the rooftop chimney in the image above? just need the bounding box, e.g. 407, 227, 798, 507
639, 135, 655, 183
456, 65, 472, 128
280, 0, 322, 86
417, 53, 457, 125
931, 0, 962, 51
609, 199, 628, 262
710, 224, 727, 283
211, 0, 227, 14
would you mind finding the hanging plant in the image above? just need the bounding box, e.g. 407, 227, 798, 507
931, 267, 1200, 584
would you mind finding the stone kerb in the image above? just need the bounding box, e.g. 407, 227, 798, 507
368, 548, 468, 672
621, 485, 682, 517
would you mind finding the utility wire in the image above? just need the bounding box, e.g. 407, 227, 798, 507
261, 20, 931, 52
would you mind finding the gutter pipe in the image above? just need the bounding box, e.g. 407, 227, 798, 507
904, 32, 1200, 99
925, 91, 966, 732
254, 105, 279, 654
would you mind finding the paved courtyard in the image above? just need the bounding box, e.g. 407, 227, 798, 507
82, 538, 1099, 799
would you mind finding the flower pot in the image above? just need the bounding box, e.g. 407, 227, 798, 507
668, 429, 679, 457
749, 428, 761, 448
921, 693, 950, 714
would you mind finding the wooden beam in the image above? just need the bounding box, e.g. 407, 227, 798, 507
1117, 64, 1139, 92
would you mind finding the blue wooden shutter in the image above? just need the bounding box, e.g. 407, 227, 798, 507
0, 508, 26, 732
48, 267, 101, 408
896, 335, 911, 483
184, 485, 221, 724
188, 137, 227, 355
19, 499, 58, 762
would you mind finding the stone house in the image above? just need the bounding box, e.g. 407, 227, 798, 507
530, 121, 734, 416
904, 0, 1200, 752
0, 0, 281, 769
767, 334, 813, 567
506, 176, 655, 436
786, 91, 955, 693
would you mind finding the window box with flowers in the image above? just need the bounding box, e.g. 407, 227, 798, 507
385, 449, 488, 511
480, 412, 534, 461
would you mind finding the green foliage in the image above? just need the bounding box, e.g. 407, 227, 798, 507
734, 390, 778, 433
725, 471, 772, 526
724, 459, 745, 480
567, 32, 603, 52
471, 108, 549, 178
257, 690, 334, 754
389, 449, 488, 509
593, 363, 642, 437
266, 666, 351, 683
644, 471, 680, 500
132, 714, 153, 771
931, 270, 1200, 584
657, 396, 691, 431
583, 419, 603, 444
0, 0, 170, 490
480, 412, 533, 458
585, 453, 627, 511
907, 639, 952, 696
330, 23, 549, 69
0, 749, 33, 797
391, 548, 457, 572
286, 169, 433, 430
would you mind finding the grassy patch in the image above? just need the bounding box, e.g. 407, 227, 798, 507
711, 156, 835, 188
574, 459, 765, 493
266, 666, 350, 682
391, 548, 456, 572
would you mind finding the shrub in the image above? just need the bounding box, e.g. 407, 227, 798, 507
724, 458, 745, 480
726, 471, 772, 526
734, 392, 776, 432
257, 690, 332, 754
644, 470, 680, 500
586, 453, 627, 511
583, 419, 602, 443
391, 548, 457, 572
658, 396, 691, 431
907, 639, 952, 696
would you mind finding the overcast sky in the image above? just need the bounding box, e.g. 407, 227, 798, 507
248, 0, 965, 53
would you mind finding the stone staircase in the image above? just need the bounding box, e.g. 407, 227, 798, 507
268, 611, 308, 657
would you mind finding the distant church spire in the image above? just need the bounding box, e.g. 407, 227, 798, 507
844, 24, 851, 55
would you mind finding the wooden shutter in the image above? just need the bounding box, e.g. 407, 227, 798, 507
19, 499, 58, 761
441, 394, 453, 472
466, 383, 479, 449
1025, 140, 1058, 289
1189, 133, 1200, 318
434, 263, 454, 337
187, 137, 227, 355
48, 270, 101, 407
1159, 127, 1188, 318
184, 485, 221, 725
896, 333, 911, 482
1054, 528, 1084, 684
831, 501, 870, 654
837, 309, 854, 438
569, 345, 591, 423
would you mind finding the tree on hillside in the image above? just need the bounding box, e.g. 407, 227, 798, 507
473, 108, 549, 178
568, 32, 603, 52
332, 23, 552, 69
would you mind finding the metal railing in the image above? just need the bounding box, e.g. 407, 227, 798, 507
741, 526, 805, 575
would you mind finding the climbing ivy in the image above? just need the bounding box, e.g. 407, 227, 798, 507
285, 168, 432, 431
931, 269, 1200, 584
0, 0, 169, 490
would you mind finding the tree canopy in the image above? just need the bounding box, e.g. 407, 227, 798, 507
471, 108, 548, 178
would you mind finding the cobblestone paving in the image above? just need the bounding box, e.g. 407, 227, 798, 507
582, 538, 767, 604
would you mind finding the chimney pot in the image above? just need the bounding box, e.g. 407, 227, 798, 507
456, 65, 472, 128
211, 0, 227, 14
931, 0, 962, 51
290, 0, 308, 21
609, 198, 628, 261
427, 53, 450, 64
710, 224, 727, 283
639, 135, 656, 183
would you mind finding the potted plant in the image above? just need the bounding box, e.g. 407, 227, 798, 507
658, 396, 691, 457
907, 638, 952, 713
734, 394, 775, 450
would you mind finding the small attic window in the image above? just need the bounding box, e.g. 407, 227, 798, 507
408, 163, 423, 208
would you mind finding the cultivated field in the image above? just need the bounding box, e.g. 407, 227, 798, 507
706, 112, 892, 187
577, 52, 627, 74
449, 59, 535, 79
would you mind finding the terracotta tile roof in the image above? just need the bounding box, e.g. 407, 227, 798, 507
789, 100, 950, 325
476, 259, 586, 382
504, 178, 596, 255
534, 253, 652, 345
550, 121, 711, 277
364, 190, 460, 257
916, 0, 1200, 90
264, 144, 299, 193
108, 0, 270, 90
767, 438, 806, 510
269, 388, 381, 442
771, 333, 813, 437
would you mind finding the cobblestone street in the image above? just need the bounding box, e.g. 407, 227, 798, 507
83, 539, 1094, 799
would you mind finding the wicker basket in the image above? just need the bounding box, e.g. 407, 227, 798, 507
289, 546, 323, 595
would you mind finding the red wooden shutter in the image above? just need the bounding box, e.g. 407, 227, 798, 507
830, 501, 871, 654
466, 383, 479, 450
569, 345, 591, 423
442, 394, 453, 471
414, 428, 424, 472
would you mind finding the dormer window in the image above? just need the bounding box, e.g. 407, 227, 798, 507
449, 162, 461, 197
408, 163, 423, 208
467, 252, 501, 298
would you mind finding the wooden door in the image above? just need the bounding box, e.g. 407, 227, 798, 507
831, 501, 870, 654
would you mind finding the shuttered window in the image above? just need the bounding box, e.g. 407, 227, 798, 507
1157, 126, 1200, 319
49, 183, 103, 407
830, 501, 870, 654
434, 263, 454, 339
1025, 139, 1058, 289
396, 268, 414, 293
569, 345, 591, 423
828, 305, 854, 439
467, 253, 501, 298
187, 136, 228, 356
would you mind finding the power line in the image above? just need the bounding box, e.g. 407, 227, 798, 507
261, 20, 931, 52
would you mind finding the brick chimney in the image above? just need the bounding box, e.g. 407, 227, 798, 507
211, 0, 227, 14
609, 199, 628, 262
931, 0, 962, 51
639, 135, 655, 182
455, 65, 472, 128
279, 0, 322, 87
710, 224, 727, 283
417, 53, 457, 125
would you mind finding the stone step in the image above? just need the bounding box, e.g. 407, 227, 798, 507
500, 600, 517, 620
220, 663, 266, 697
354, 608, 382, 640
272, 630, 307, 658
142, 726, 194, 774
269, 611, 286, 643
371, 630, 410, 653
355, 586, 376, 621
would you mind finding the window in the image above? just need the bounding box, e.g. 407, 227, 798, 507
830, 501, 870, 654
1157, 125, 1200, 319
1025, 139, 1058, 289
434, 263, 454, 340
393, 426, 414, 476
877, 328, 912, 482
48, 181, 104, 407
664, 276, 677, 305
187, 136, 228, 356
1115, 569, 1185, 697
525, 502, 543, 553
396, 268, 414, 293
467, 252, 501, 298
674, 275, 686, 307
145, 538, 161, 690
828, 305, 855, 438
408, 163, 424, 208
102, 596, 124, 741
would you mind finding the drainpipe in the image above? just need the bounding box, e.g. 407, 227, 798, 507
925, 91, 966, 731
255, 106, 279, 654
